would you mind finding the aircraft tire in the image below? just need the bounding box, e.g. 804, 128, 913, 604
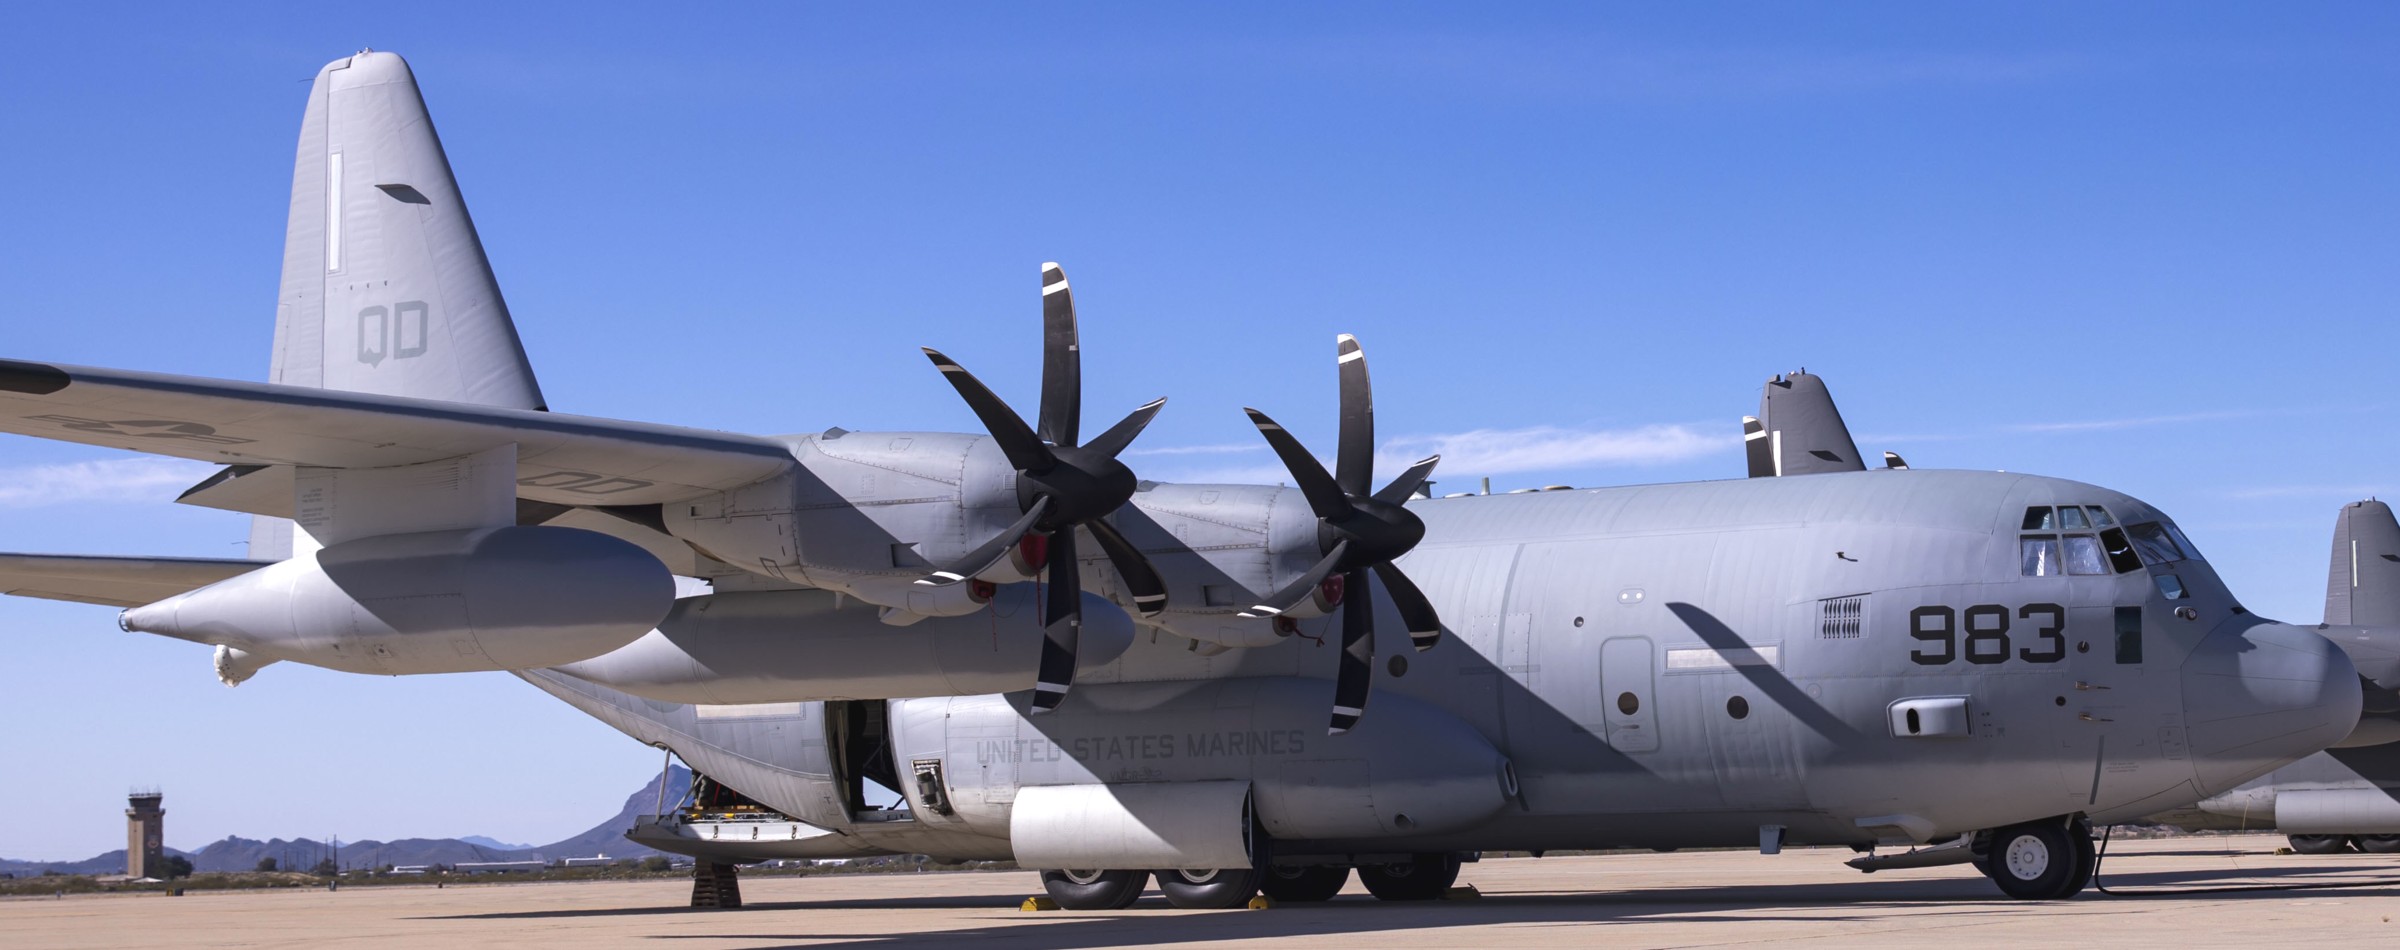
2356, 835, 2400, 854
2288, 835, 2355, 855
1260, 865, 1350, 902
1154, 867, 1262, 909
1979, 821, 2085, 900
1358, 853, 1461, 901
1040, 869, 1150, 910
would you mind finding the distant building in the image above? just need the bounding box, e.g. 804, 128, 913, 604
126, 791, 164, 879
453, 860, 546, 874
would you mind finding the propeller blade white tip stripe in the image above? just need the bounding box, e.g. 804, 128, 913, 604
1337, 349, 1365, 363
1042, 281, 1070, 295
1332, 705, 1364, 716
1036, 682, 1071, 693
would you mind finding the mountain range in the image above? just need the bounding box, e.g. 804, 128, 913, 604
0, 767, 689, 876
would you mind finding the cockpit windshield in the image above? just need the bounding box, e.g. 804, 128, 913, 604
2019, 506, 2194, 576
2124, 521, 2201, 566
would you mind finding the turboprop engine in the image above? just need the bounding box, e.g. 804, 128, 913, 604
121, 526, 673, 676
550, 584, 1137, 703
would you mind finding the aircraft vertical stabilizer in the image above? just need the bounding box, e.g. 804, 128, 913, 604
247, 50, 548, 557
269, 50, 543, 411
2325, 499, 2400, 626
1751, 371, 1866, 477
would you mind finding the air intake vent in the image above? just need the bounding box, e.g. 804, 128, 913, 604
1820, 595, 1866, 639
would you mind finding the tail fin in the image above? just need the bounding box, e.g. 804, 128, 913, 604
1748, 371, 1866, 477
2326, 499, 2400, 626
252, 50, 545, 558
269, 49, 544, 411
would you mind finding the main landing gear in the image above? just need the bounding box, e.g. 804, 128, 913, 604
1037, 853, 1464, 909
1974, 817, 2096, 900
2289, 834, 2400, 855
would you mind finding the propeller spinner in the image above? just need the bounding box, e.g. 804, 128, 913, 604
1239, 334, 1442, 734
916, 263, 1170, 712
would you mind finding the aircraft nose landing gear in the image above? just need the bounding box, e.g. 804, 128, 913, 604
1974, 817, 2096, 900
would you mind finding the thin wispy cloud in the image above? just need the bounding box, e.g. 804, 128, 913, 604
1137, 423, 1724, 486
1120, 443, 1266, 457
2216, 485, 2386, 501
0, 458, 218, 508
1380, 424, 1723, 476
2006, 410, 2263, 434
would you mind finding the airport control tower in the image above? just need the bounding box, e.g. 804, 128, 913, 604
126, 790, 163, 878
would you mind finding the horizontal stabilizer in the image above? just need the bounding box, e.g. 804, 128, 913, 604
0, 553, 270, 608
0, 358, 791, 506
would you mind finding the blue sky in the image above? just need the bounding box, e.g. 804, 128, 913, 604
2, 3, 2397, 859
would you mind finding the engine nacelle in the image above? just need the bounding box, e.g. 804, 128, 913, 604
551, 584, 1135, 703
122, 526, 673, 675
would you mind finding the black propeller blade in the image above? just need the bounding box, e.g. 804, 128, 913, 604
916, 262, 1168, 712
1240, 334, 1442, 734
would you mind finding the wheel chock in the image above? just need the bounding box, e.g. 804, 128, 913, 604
1020, 896, 1060, 911
1444, 884, 1482, 900
1246, 894, 1277, 910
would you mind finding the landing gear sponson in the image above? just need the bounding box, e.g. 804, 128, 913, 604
1973, 816, 2097, 900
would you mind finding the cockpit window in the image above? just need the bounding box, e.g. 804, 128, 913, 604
2022, 536, 2062, 576
2099, 528, 2142, 573
2126, 522, 2190, 565
2020, 505, 2138, 576
2062, 536, 2109, 575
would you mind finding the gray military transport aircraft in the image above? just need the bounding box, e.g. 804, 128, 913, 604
0, 51, 2377, 907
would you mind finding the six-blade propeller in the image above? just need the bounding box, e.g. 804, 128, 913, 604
916, 262, 1170, 712
1237, 334, 1443, 734
920, 268, 1445, 729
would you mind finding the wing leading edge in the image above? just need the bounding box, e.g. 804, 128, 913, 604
0, 358, 792, 506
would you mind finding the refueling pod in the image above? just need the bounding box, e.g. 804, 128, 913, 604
122, 526, 673, 675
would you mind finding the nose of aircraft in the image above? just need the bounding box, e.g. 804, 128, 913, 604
2182, 620, 2362, 797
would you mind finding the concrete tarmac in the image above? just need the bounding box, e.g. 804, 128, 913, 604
5, 834, 2397, 949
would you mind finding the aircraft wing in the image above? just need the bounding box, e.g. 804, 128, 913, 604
0, 553, 270, 608
0, 358, 793, 506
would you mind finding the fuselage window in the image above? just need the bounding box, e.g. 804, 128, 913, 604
2059, 505, 2090, 530
2154, 573, 2187, 600
2023, 506, 2056, 531
2114, 606, 2144, 664
2086, 505, 2117, 528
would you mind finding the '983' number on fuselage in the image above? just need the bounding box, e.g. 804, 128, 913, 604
1909, 604, 2066, 666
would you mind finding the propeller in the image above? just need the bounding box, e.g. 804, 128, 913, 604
916, 262, 1169, 712
1238, 334, 1442, 734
